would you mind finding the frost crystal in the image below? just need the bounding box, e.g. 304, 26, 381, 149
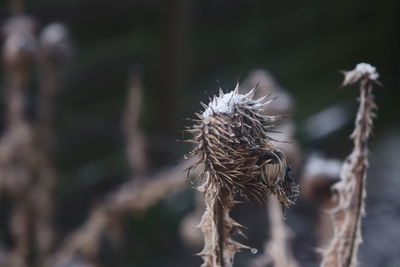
202, 84, 260, 118
343, 63, 379, 86
355, 63, 379, 80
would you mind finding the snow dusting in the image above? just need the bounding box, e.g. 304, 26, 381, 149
203, 90, 246, 118
355, 63, 379, 80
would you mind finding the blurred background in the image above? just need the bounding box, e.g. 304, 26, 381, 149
0, 0, 399, 266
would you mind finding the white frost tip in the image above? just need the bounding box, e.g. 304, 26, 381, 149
343, 62, 379, 85
203, 90, 247, 118
40, 23, 69, 46
354, 63, 379, 80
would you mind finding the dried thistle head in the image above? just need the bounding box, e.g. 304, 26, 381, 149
39, 23, 72, 64
2, 15, 37, 71
186, 84, 298, 207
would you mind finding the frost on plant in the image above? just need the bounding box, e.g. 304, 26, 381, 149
321, 63, 379, 267
342, 63, 379, 85
185, 84, 299, 267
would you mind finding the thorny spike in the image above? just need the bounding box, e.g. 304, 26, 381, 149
200, 102, 208, 110
219, 88, 224, 97
233, 82, 239, 94
194, 112, 203, 119
244, 87, 256, 99
213, 95, 218, 106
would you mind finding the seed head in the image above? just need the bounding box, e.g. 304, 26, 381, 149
186, 84, 298, 206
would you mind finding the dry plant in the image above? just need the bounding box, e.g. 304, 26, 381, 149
186, 84, 299, 267
180, 69, 302, 251
0, 14, 38, 267
0, 9, 195, 265
40, 69, 196, 266
0, 7, 195, 266
301, 154, 342, 248
250, 196, 299, 267
43, 157, 195, 267
242, 70, 300, 267
321, 63, 380, 267
240, 70, 302, 171
33, 22, 71, 262
0, 14, 71, 266
122, 70, 148, 177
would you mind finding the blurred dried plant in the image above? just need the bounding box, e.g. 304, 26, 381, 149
33, 22, 71, 263
242, 70, 300, 267
186, 84, 299, 266
301, 154, 342, 249
0, 14, 37, 267
0, 9, 193, 266
122, 70, 148, 177
321, 63, 380, 267
0, 14, 71, 267
44, 157, 195, 267
250, 196, 299, 267
40, 69, 196, 266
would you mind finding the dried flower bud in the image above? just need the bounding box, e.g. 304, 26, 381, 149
186, 83, 298, 206
186, 84, 299, 266
2, 15, 37, 71
39, 23, 72, 64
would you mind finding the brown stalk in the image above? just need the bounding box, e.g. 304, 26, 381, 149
0, 15, 37, 267
321, 63, 379, 267
32, 23, 71, 262
122, 71, 148, 177
250, 196, 299, 267
197, 177, 248, 267
0, 15, 70, 266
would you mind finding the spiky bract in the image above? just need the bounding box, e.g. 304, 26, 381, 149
186, 84, 298, 206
